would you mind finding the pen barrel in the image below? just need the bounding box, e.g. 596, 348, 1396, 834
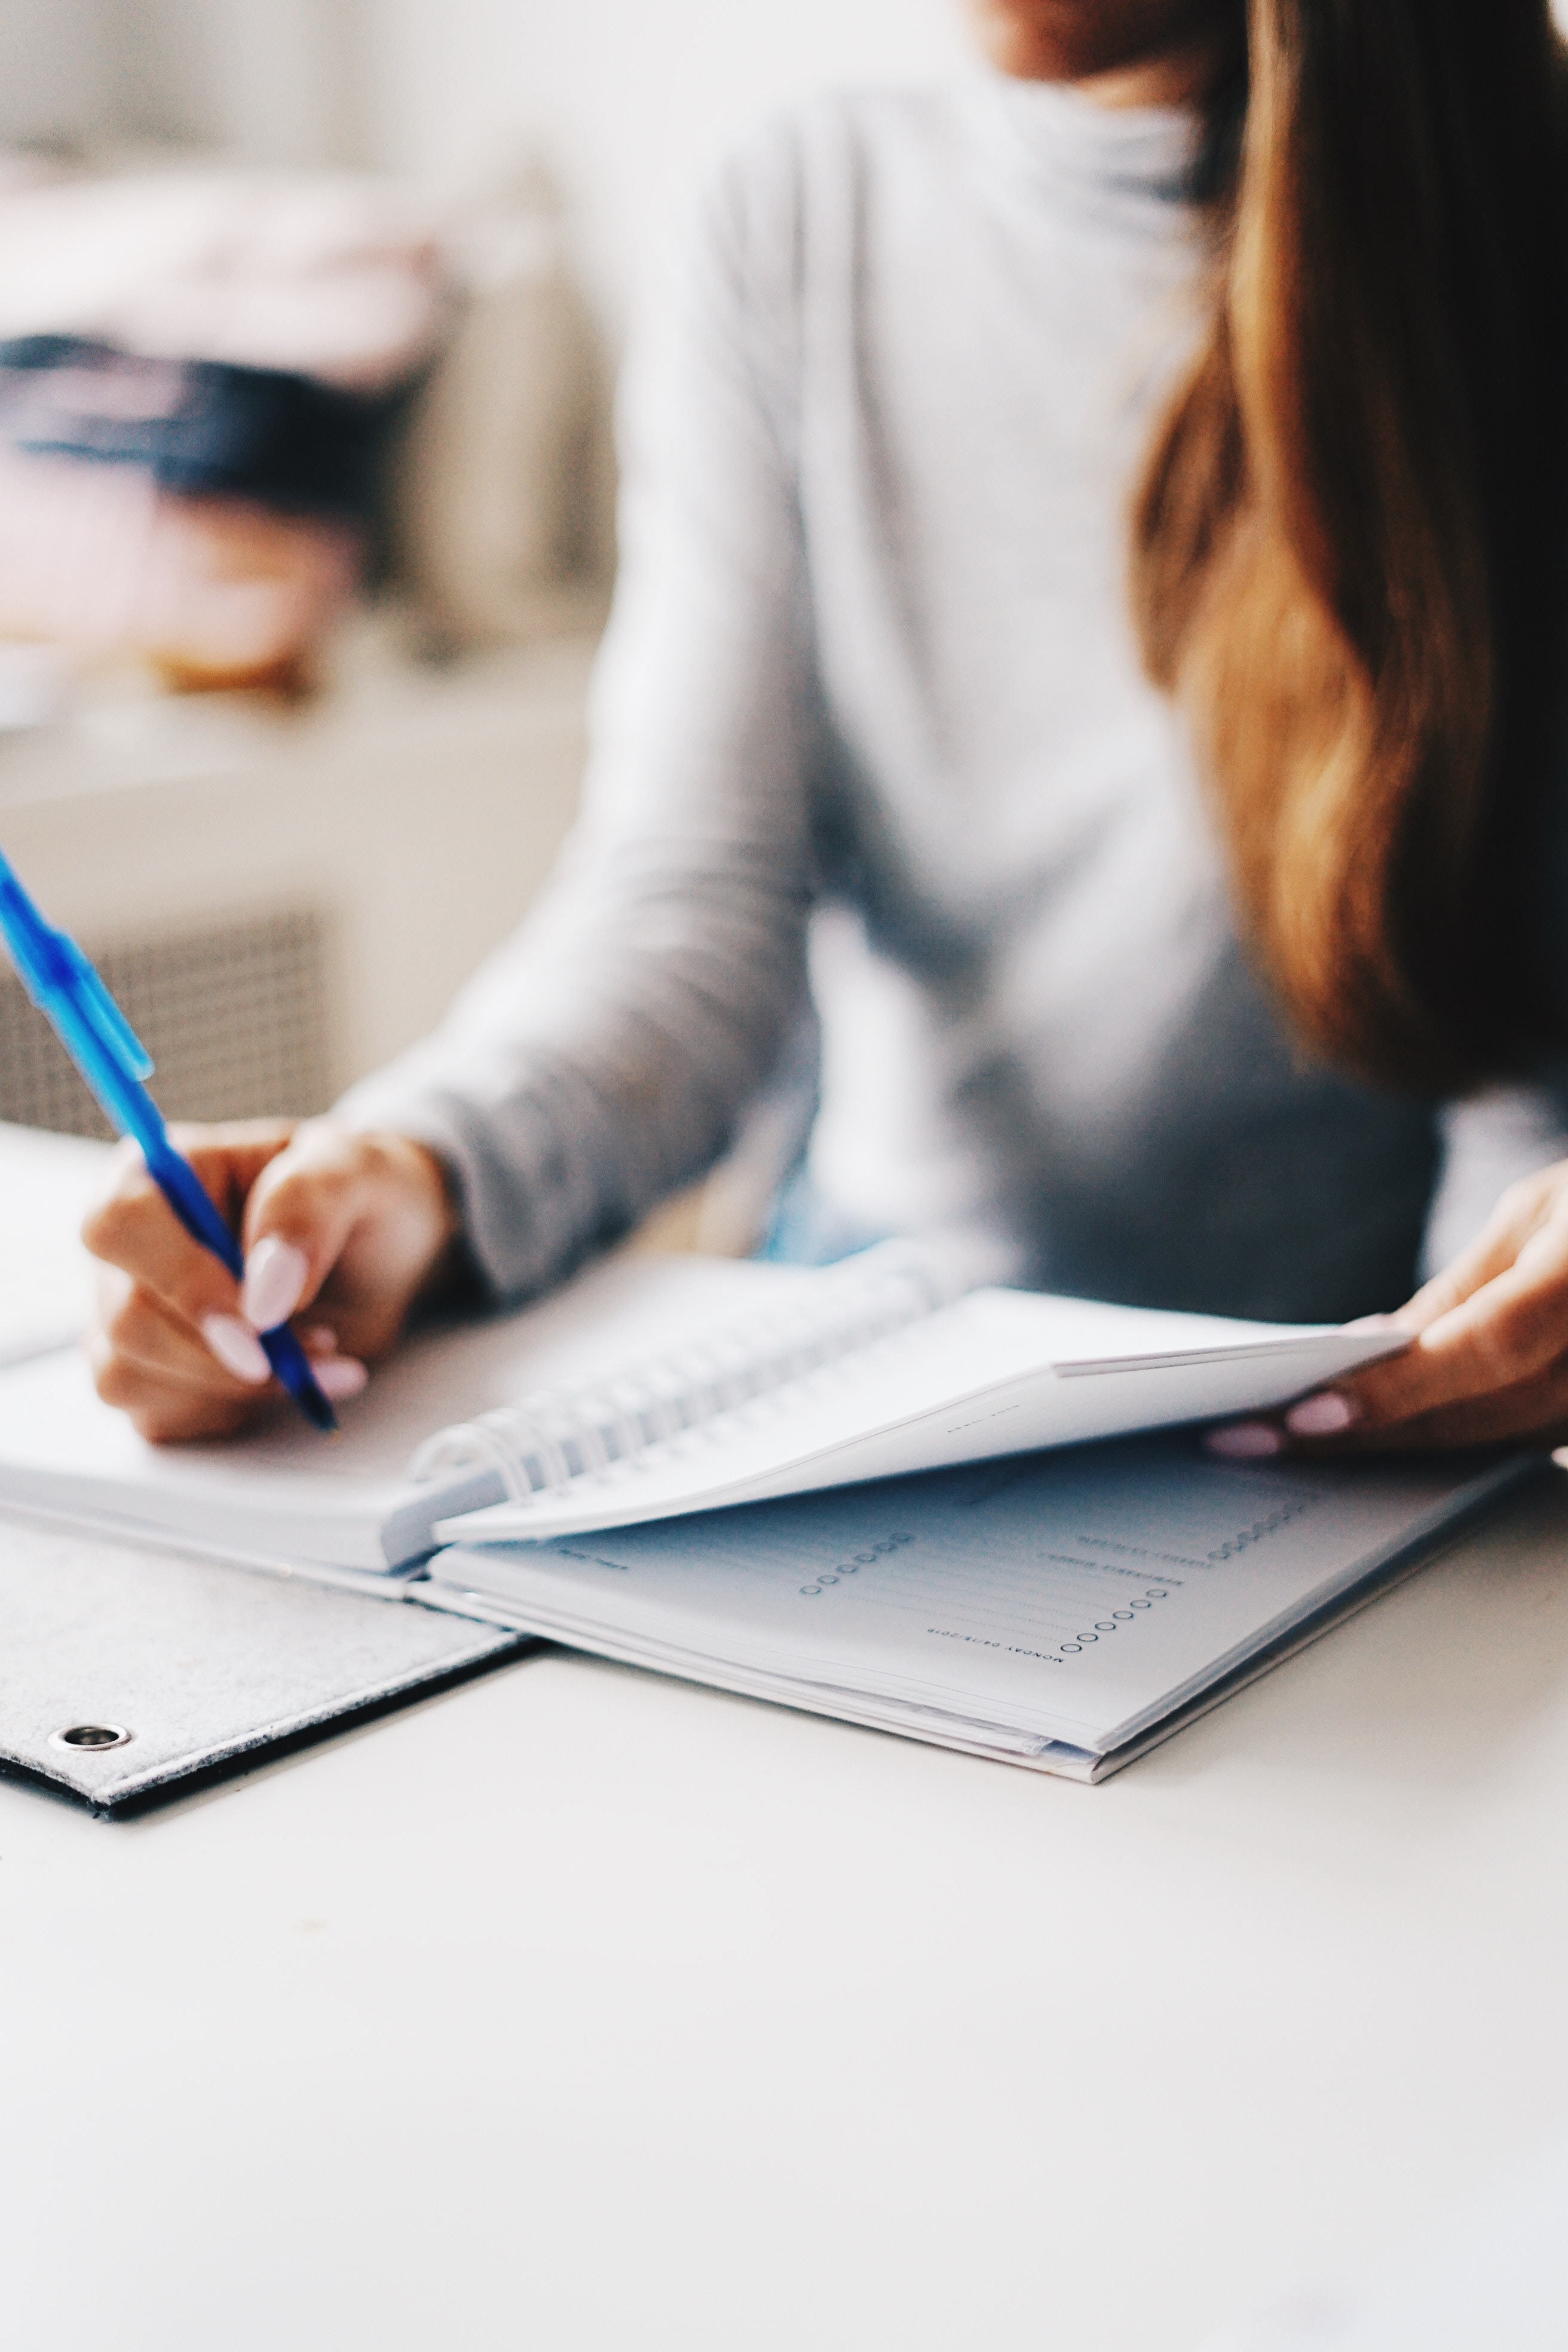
143, 1144, 336, 1428
259, 1323, 339, 1432
143, 1144, 244, 1282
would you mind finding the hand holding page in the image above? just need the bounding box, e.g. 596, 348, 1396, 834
424, 1242, 1408, 1545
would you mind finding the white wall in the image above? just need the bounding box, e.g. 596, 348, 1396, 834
0, 0, 357, 161
360, 0, 973, 328
0, 0, 972, 329
100, 0, 363, 164
14, 0, 1568, 322
33, 0, 1568, 337
0, 0, 111, 152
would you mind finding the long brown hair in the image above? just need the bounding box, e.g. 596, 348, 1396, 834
1132, 0, 1568, 1094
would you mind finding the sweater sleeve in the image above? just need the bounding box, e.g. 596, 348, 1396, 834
335, 138, 820, 1299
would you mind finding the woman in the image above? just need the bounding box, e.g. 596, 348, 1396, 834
84, 0, 1568, 1463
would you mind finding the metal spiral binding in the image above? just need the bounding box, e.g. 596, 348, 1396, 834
410, 1239, 960, 1505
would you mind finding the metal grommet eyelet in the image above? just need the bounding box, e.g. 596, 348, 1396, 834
49, 1724, 134, 1752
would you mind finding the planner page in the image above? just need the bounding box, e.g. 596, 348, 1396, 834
430, 1434, 1532, 1755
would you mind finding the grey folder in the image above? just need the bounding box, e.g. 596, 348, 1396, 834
0, 1517, 531, 1812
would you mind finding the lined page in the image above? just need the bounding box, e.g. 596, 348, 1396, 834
431, 1435, 1530, 1752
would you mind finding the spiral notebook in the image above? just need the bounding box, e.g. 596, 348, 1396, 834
0, 1238, 1404, 1584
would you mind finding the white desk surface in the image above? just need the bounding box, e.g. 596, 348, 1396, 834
2, 1128, 1566, 2348
2, 1463, 1567, 2351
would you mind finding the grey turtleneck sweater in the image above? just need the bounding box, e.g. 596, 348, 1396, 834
341, 74, 1568, 1321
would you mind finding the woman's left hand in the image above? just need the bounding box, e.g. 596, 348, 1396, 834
1206, 1159, 1568, 1460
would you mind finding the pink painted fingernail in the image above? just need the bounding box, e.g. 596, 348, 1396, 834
1203, 1420, 1284, 1460
302, 1325, 338, 1352
1285, 1391, 1360, 1437
242, 1236, 309, 1331
201, 1312, 272, 1385
313, 1356, 368, 1401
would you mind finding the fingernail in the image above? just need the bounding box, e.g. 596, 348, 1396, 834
1346, 1313, 1394, 1333
302, 1325, 337, 1352
201, 1312, 272, 1385
313, 1355, 368, 1401
1203, 1420, 1284, 1460
242, 1236, 309, 1331
1285, 1391, 1360, 1437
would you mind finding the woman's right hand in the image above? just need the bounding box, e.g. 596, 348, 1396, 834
83, 1117, 462, 1443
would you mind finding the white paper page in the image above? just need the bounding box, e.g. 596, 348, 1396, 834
439, 1288, 1404, 1544
0, 1125, 114, 1366
0, 1252, 809, 1570
430, 1435, 1529, 1752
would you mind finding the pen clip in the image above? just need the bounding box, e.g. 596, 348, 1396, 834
0, 852, 154, 1080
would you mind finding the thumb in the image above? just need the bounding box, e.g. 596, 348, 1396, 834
237, 1122, 457, 1362
237, 1122, 380, 1331
1392, 1168, 1564, 1337
1336, 1170, 1568, 1430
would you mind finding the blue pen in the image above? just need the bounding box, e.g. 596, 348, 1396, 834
0, 844, 336, 1432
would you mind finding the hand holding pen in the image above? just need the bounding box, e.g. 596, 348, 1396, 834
0, 846, 455, 1440
82, 1117, 461, 1444
0, 845, 347, 1429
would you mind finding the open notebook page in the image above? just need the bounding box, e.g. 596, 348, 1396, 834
0, 1125, 113, 1367
0, 1252, 811, 1579
437, 1287, 1404, 1544
429, 1435, 1532, 1758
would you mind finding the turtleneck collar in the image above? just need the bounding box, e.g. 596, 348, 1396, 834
961, 66, 1202, 235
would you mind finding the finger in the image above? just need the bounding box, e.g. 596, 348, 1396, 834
1287, 1358, 1568, 1455
87, 1330, 272, 1445
239, 1124, 455, 1361
95, 1261, 270, 1391
237, 1123, 388, 1334
82, 1121, 301, 1333
1209, 1369, 1568, 1465
1319, 1221, 1568, 1438
92, 1267, 367, 1431
1393, 1167, 1566, 1335
82, 1146, 240, 1333
90, 1261, 272, 1431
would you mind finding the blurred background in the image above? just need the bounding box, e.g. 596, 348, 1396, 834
16, 5, 1567, 1166
0, 0, 965, 1149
